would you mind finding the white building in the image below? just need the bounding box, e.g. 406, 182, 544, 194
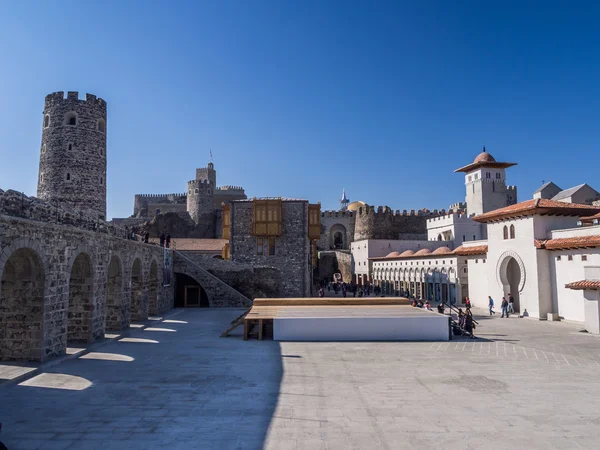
469, 200, 600, 331
352, 239, 449, 286
371, 246, 469, 303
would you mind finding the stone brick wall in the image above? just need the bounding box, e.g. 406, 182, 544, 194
317, 211, 355, 250
0, 214, 173, 362
230, 200, 312, 297
354, 205, 429, 240
133, 193, 186, 217
175, 253, 280, 302
38, 92, 107, 220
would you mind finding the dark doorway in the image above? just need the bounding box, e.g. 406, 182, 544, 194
506, 257, 521, 312
174, 273, 209, 307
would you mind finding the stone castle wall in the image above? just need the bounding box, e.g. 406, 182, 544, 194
317, 211, 355, 250
353, 205, 430, 241
0, 212, 173, 361
38, 91, 107, 220
230, 200, 312, 297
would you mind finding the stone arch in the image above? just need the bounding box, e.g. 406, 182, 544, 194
0, 246, 46, 360
130, 257, 147, 322
329, 223, 348, 250
105, 254, 123, 331
64, 111, 78, 126
67, 252, 94, 344
148, 259, 159, 315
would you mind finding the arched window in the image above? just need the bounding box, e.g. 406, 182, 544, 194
100, 177, 103, 185
98, 119, 106, 133
437, 234, 442, 241
66, 173, 71, 181
195, 189, 199, 194
64, 112, 77, 126
503, 225, 508, 240
510, 224, 515, 239
41, 144, 46, 154
44, 115, 50, 128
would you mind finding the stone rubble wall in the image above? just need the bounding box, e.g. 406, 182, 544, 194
0, 213, 173, 362
173, 252, 252, 308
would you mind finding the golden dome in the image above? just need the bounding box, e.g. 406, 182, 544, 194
347, 201, 367, 211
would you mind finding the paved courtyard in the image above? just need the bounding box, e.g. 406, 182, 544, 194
2, 308, 600, 449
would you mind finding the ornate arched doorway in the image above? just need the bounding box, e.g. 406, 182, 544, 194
497, 251, 525, 313
329, 224, 347, 250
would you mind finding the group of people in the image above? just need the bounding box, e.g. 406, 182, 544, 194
457, 307, 476, 338
159, 232, 171, 248
410, 298, 432, 311
318, 281, 376, 298
487, 294, 515, 318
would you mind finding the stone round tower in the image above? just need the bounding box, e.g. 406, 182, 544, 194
187, 179, 214, 224
37, 91, 107, 219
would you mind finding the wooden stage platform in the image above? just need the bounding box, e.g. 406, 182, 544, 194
242, 298, 450, 342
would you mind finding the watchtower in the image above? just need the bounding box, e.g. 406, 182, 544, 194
196, 162, 216, 185
37, 91, 107, 219
187, 179, 214, 224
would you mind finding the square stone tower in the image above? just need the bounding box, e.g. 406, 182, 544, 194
455, 147, 518, 217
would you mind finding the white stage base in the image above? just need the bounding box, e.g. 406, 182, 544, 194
273, 315, 450, 341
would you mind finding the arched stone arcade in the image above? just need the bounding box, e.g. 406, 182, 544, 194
148, 260, 159, 315
0, 247, 46, 360
67, 252, 94, 344
130, 258, 147, 322
106, 255, 123, 331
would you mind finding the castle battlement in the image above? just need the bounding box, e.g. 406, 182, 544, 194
45, 91, 107, 108
187, 179, 213, 186
135, 193, 187, 198
321, 210, 355, 218
356, 205, 439, 217
217, 185, 244, 191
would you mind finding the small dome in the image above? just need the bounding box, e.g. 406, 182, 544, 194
347, 201, 366, 211
474, 148, 496, 164
432, 246, 452, 255
414, 248, 432, 256
399, 250, 415, 257
386, 251, 401, 258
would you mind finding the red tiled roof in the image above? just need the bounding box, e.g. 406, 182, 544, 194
474, 150, 496, 163
454, 149, 516, 173
565, 280, 600, 290
536, 235, 600, 251
473, 199, 600, 223
581, 212, 600, 223
414, 248, 432, 256
399, 249, 415, 257
432, 246, 452, 255
453, 245, 488, 256
386, 251, 401, 258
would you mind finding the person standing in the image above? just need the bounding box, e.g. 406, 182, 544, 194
465, 297, 472, 309
318, 287, 324, 298
159, 232, 165, 247
508, 294, 515, 314
501, 297, 509, 318
165, 233, 171, 249
488, 296, 495, 316
465, 308, 476, 339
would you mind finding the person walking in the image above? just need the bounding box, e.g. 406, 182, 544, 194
318, 287, 324, 297
465, 297, 472, 309
501, 297, 509, 318
465, 308, 476, 339
508, 294, 515, 314
165, 234, 171, 249
488, 296, 496, 316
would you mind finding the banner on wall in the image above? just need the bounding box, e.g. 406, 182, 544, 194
163, 248, 172, 287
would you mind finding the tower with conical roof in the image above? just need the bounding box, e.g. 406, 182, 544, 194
455, 147, 518, 216
340, 189, 350, 211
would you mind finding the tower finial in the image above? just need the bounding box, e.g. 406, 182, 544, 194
340, 188, 350, 211
483, 145, 486, 152
210, 149, 213, 162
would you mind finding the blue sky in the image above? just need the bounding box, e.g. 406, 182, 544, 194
1, 1, 599, 219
